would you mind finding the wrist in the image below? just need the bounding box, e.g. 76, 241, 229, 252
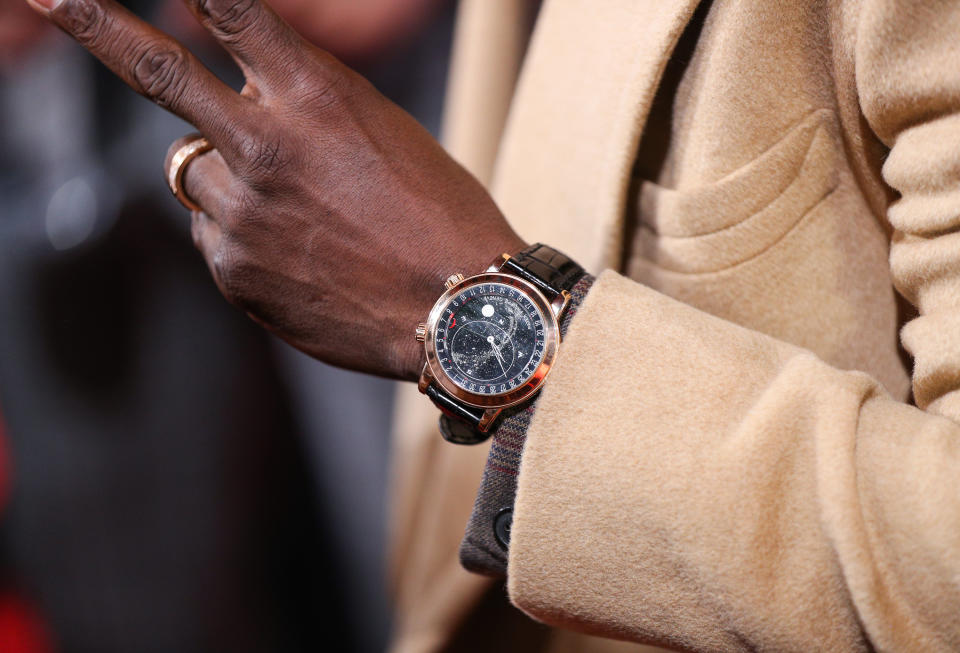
395, 233, 528, 382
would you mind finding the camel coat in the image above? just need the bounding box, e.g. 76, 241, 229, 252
389, 0, 960, 650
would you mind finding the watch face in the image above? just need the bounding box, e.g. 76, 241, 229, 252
434, 282, 547, 395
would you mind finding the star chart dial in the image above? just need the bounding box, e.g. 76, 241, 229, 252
434, 283, 547, 395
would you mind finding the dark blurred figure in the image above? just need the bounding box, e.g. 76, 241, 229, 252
0, 1, 453, 651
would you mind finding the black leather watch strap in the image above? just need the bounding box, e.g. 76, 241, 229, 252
426, 384, 483, 424
427, 384, 500, 445
499, 243, 586, 300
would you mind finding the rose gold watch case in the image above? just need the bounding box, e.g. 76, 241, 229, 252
421, 272, 561, 409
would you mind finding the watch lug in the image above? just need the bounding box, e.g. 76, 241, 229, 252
417, 363, 434, 394
478, 408, 502, 433
486, 253, 511, 273
551, 289, 572, 318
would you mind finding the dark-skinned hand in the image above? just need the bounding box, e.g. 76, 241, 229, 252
25, 0, 526, 381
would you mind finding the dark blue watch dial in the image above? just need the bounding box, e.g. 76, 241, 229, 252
434, 283, 547, 395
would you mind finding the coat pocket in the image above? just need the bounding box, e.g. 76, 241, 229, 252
632, 109, 841, 274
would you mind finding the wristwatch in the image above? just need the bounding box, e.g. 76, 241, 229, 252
415, 243, 585, 444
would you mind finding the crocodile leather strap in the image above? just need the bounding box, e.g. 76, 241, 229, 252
499, 243, 586, 300
432, 244, 585, 443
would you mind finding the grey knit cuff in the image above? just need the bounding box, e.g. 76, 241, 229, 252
459, 274, 595, 577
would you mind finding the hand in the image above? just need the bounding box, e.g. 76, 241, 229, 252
26, 0, 526, 381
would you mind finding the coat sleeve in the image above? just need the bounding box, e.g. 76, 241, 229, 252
504, 1, 960, 650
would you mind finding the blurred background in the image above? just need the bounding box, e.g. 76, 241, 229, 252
0, 0, 455, 651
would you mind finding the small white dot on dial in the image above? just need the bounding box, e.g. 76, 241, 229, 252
481, 304, 494, 317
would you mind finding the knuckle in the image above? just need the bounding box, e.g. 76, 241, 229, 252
132, 43, 190, 109
228, 191, 261, 227
290, 55, 350, 111
216, 248, 259, 308
58, 0, 107, 46
197, 0, 261, 39
213, 247, 242, 302
291, 79, 341, 113
237, 134, 293, 184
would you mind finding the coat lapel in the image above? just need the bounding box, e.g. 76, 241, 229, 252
492, 0, 704, 272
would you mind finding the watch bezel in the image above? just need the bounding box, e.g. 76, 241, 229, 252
423, 272, 560, 409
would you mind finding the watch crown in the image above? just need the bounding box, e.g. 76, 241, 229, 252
415, 323, 427, 342
444, 273, 465, 289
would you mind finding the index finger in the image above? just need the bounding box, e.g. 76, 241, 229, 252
27, 0, 253, 164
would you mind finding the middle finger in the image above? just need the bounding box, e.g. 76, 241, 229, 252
183, 0, 306, 93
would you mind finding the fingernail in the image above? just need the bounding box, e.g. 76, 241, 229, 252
25, 0, 64, 12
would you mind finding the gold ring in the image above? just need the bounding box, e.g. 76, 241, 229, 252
167, 136, 214, 212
